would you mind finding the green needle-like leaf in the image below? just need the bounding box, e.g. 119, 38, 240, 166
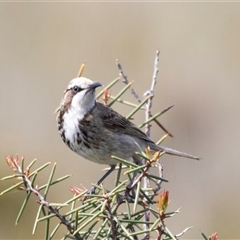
62, 190, 88, 207
150, 218, 161, 231
68, 197, 76, 225
139, 104, 174, 128
26, 158, 37, 170
82, 220, 99, 239
74, 210, 78, 232
109, 96, 141, 108
37, 213, 55, 222
114, 216, 132, 239
134, 141, 148, 156
44, 162, 57, 197
0, 180, 24, 195
124, 165, 145, 175
38, 174, 71, 191
128, 228, 152, 237
201, 232, 209, 240
93, 218, 108, 240
126, 95, 150, 119
147, 174, 168, 182
1, 174, 22, 180
121, 219, 154, 224
96, 77, 120, 99
73, 207, 102, 235
133, 181, 141, 213
125, 200, 131, 220
32, 205, 43, 235
135, 152, 150, 161
64, 202, 93, 218
45, 215, 50, 240
131, 208, 150, 218
15, 172, 37, 224
156, 133, 169, 145
164, 225, 177, 240
111, 156, 138, 168
109, 180, 128, 196
48, 203, 68, 207
108, 82, 133, 107
138, 111, 163, 128
21, 156, 25, 173
100, 199, 108, 213
15, 192, 31, 225
106, 227, 111, 239
49, 223, 61, 240
140, 189, 153, 204
149, 208, 160, 218
115, 163, 122, 187
29, 162, 51, 178
62, 232, 71, 240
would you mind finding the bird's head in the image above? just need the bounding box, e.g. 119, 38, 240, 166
60, 77, 102, 115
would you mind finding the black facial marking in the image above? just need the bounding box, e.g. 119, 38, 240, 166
72, 86, 83, 94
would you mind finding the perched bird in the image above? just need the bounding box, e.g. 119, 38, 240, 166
57, 77, 199, 192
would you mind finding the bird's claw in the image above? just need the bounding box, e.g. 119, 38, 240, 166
82, 186, 96, 203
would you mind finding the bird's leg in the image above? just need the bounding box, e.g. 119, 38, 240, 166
125, 155, 143, 199
89, 165, 116, 195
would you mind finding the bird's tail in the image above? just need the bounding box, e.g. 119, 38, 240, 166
156, 145, 200, 160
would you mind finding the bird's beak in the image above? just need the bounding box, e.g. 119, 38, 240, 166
87, 82, 102, 91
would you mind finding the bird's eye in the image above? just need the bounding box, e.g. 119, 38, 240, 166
73, 86, 82, 93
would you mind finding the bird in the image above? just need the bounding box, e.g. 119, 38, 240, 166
57, 77, 199, 193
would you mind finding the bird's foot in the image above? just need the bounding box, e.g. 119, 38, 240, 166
82, 186, 96, 203
124, 185, 136, 202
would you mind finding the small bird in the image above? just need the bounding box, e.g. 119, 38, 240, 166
57, 77, 199, 192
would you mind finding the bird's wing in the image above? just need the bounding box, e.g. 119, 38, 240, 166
96, 102, 155, 144
96, 103, 200, 160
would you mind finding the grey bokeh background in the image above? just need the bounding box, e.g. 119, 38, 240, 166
0, 2, 240, 239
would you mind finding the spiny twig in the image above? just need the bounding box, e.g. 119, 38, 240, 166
144, 49, 160, 137
116, 57, 173, 137
150, 162, 164, 201
3, 156, 83, 240
142, 49, 160, 236
116, 59, 141, 103
116, 50, 166, 238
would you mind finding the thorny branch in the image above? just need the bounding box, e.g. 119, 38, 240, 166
150, 162, 164, 201
116, 56, 173, 137
117, 50, 165, 238
144, 49, 160, 137
143, 50, 160, 237
116, 59, 142, 104
106, 199, 118, 240
4, 156, 83, 240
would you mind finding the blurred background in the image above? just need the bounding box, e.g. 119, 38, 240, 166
0, 2, 240, 239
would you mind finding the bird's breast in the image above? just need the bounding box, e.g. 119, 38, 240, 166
58, 108, 139, 165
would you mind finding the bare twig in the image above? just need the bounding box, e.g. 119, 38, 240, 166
142, 50, 160, 236
116, 51, 169, 238
116, 57, 173, 137
150, 162, 164, 201
106, 199, 118, 240
144, 49, 160, 137
116, 59, 142, 103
